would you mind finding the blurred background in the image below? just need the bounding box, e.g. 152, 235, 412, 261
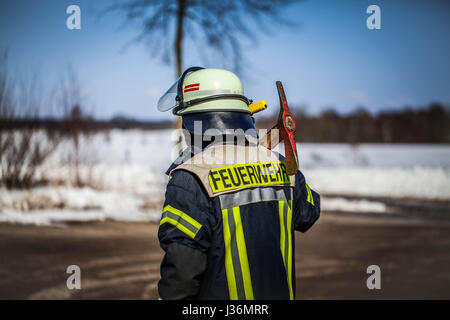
0, 0, 449, 300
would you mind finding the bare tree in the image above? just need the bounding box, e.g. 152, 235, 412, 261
106, 0, 297, 77
104, 0, 297, 153
0, 50, 62, 189
57, 66, 96, 187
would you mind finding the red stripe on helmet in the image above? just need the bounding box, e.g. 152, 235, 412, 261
184, 87, 200, 93
184, 83, 200, 89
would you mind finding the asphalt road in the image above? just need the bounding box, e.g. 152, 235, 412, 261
1, 213, 449, 299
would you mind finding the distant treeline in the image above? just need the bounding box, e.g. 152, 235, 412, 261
257, 103, 450, 143
1, 103, 449, 143
0, 115, 175, 132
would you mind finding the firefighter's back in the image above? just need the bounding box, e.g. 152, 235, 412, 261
158, 142, 319, 299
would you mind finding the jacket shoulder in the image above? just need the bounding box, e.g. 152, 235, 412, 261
168, 169, 210, 199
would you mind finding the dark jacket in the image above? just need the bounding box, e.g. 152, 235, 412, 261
158, 144, 320, 300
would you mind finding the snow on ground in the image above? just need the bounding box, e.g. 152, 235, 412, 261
45, 130, 450, 169
321, 197, 387, 213
0, 184, 163, 225
0, 208, 160, 226
1, 129, 450, 225
298, 143, 450, 169
305, 167, 450, 200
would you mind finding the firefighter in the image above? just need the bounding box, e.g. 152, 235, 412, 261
156, 67, 320, 300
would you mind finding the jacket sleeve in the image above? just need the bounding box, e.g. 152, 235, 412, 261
157, 169, 214, 300
292, 170, 321, 233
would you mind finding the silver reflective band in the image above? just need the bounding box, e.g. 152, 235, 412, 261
219, 187, 291, 209
183, 89, 232, 99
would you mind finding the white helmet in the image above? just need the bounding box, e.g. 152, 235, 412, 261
157, 67, 252, 115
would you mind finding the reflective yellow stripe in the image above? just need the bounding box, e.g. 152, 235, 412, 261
160, 205, 202, 239
279, 201, 286, 268
279, 200, 294, 300
286, 200, 294, 300
305, 184, 314, 206
222, 206, 254, 300
157, 297, 162, 300
233, 206, 254, 300
159, 216, 196, 238
163, 205, 202, 230
222, 208, 238, 300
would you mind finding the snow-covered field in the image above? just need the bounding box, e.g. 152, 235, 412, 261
1, 129, 449, 225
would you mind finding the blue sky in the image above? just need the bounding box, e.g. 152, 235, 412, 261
1, 0, 449, 120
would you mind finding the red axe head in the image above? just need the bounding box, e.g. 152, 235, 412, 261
276, 81, 299, 175
258, 81, 299, 175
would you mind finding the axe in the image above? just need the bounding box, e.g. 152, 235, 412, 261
252, 81, 299, 175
